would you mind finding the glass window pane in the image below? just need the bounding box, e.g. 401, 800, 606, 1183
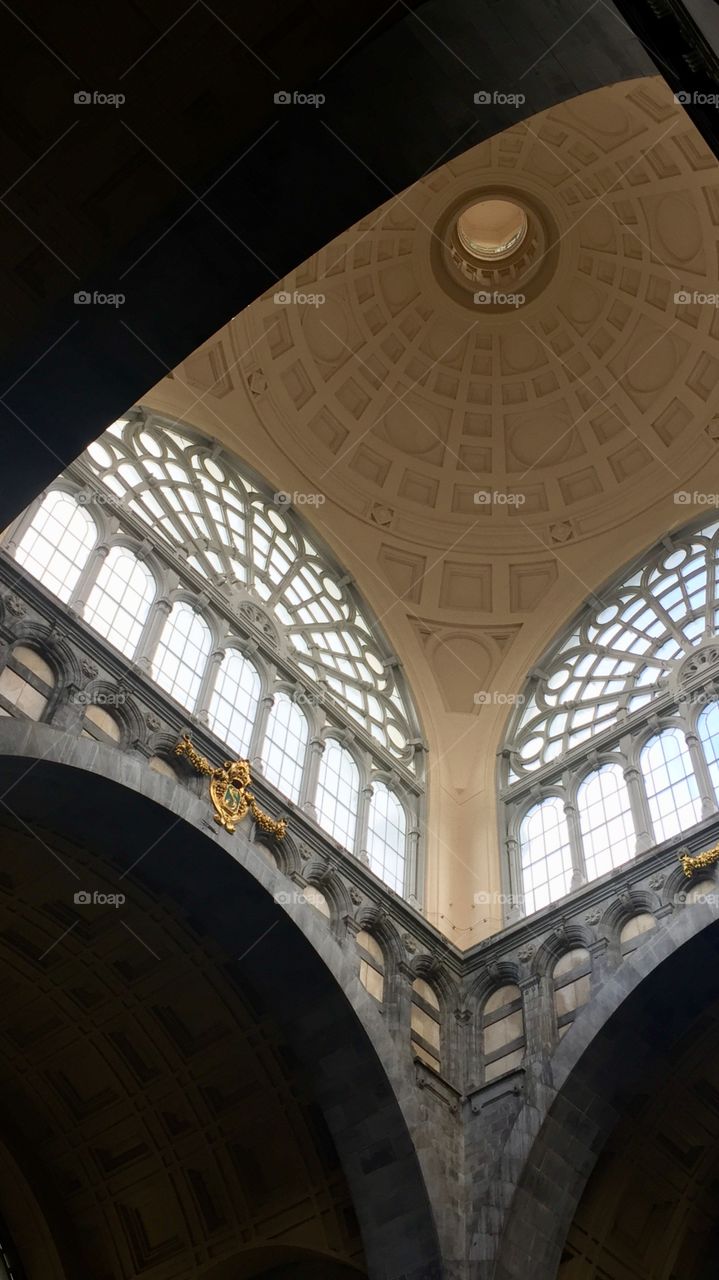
316, 739, 359, 852
366, 782, 406, 894
260, 691, 308, 802
152, 602, 211, 711
641, 728, 702, 844
15, 490, 96, 602
698, 701, 719, 800
577, 764, 635, 880
520, 797, 572, 916
207, 649, 261, 756
84, 545, 156, 658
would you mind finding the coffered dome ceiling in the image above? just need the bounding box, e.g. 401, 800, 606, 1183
145, 75, 719, 941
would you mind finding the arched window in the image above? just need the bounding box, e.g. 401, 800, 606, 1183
411, 979, 441, 1072
519, 797, 572, 916
83, 545, 156, 657
78, 416, 419, 772
577, 764, 635, 881
261, 692, 309, 802
641, 728, 701, 844
697, 701, 719, 798
0, 646, 54, 721
356, 930, 385, 1002
553, 948, 591, 1037
207, 649, 261, 756
81, 704, 122, 746
482, 985, 525, 1082
316, 739, 359, 851
366, 783, 407, 894
14, 490, 96, 602
502, 515, 719, 917
152, 602, 211, 711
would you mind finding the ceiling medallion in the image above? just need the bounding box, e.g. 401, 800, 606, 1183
431, 187, 559, 313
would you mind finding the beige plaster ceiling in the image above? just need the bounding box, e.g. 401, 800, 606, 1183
144, 75, 719, 944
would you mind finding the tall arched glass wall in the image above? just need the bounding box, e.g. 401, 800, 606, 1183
3, 410, 425, 900
500, 518, 719, 918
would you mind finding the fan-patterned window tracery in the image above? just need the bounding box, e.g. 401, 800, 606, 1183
83, 416, 415, 770
502, 516, 719, 919
3, 410, 424, 901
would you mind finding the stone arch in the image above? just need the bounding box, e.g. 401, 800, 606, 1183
0, 718, 444, 1280
482, 902, 719, 1280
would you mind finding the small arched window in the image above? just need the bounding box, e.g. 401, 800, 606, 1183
697, 701, 719, 799
356, 930, 385, 1003
553, 948, 591, 1037
81, 704, 122, 746
519, 796, 572, 916
411, 978, 441, 1072
83, 545, 156, 657
482, 985, 525, 1082
619, 912, 656, 954
261, 692, 309, 802
641, 728, 701, 844
0, 645, 55, 721
152, 601, 211, 710
366, 782, 407, 894
207, 648, 261, 756
14, 490, 96, 602
316, 739, 359, 851
577, 764, 635, 881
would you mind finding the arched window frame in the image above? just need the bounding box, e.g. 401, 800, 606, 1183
79, 535, 161, 661
500, 514, 719, 921
257, 681, 314, 805
149, 590, 218, 714
313, 731, 364, 857
364, 770, 412, 897
204, 633, 268, 761
511, 786, 575, 918
479, 983, 526, 1084
636, 718, 705, 847
572, 752, 637, 880
0, 639, 58, 724
9, 482, 100, 607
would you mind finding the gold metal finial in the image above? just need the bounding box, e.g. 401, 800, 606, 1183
679, 841, 719, 878
175, 734, 287, 839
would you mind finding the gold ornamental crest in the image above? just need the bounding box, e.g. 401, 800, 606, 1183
175, 734, 287, 839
